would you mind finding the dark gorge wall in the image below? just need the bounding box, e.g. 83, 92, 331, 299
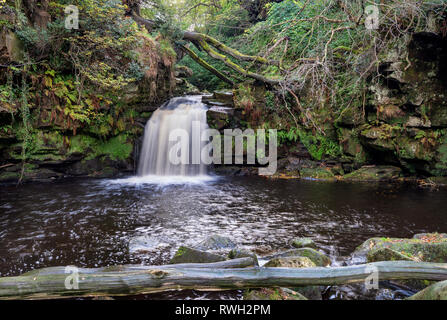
0, 6, 175, 183
346, 32, 447, 176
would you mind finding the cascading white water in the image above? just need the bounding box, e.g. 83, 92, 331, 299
138, 96, 209, 177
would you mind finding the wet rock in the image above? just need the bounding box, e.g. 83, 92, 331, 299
202, 91, 234, 107
194, 235, 237, 251
367, 247, 415, 262
343, 165, 402, 181
336, 106, 365, 126
338, 128, 367, 161
212, 166, 242, 176
228, 249, 259, 266
290, 237, 317, 249
213, 91, 233, 105
424, 177, 447, 186
353, 235, 447, 264
406, 116, 431, 128
413, 233, 447, 240
244, 288, 307, 300
264, 257, 315, 268
207, 106, 234, 130
300, 167, 336, 181
265, 248, 331, 267
263, 257, 322, 299
169, 246, 226, 264
407, 280, 447, 300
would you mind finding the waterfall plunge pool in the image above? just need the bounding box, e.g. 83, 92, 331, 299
1, 176, 446, 279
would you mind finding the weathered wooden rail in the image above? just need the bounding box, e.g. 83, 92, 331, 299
1, 259, 446, 299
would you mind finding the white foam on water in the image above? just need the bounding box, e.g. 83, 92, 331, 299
108, 174, 217, 186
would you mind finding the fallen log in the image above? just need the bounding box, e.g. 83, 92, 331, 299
0, 261, 446, 300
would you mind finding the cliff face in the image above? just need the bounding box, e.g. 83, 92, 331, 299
0, 4, 175, 183
338, 32, 447, 176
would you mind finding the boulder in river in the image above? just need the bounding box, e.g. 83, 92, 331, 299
290, 237, 317, 249
353, 233, 447, 263
407, 280, 447, 300
343, 165, 402, 181
264, 248, 331, 267
413, 233, 447, 240
263, 257, 322, 299
367, 247, 416, 262
264, 257, 315, 268
228, 249, 259, 266
169, 246, 226, 264
194, 235, 237, 251
244, 288, 307, 300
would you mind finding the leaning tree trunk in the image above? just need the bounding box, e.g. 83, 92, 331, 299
1, 261, 446, 299
123, 2, 281, 86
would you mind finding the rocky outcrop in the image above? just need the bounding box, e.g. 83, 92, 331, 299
408, 280, 447, 300
228, 249, 259, 266
169, 246, 226, 264
194, 235, 237, 252
244, 288, 307, 300
290, 237, 317, 249
264, 257, 315, 268
339, 32, 447, 177
343, 165, 402, 182
264, 248, 331, 267
0, 28, 175, 183
352, 233, 447, 264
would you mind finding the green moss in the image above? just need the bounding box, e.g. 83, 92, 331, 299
174, 246, 187, 258
344, 166, 401, 181
69, 134, 132, 161
93, 135, 132, 161
300, 167, 336, 181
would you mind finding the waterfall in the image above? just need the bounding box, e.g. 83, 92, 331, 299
138, 96, 209, 177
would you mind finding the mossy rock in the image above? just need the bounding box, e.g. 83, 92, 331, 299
228, 249, 259, 266
336, 106, 365, 126
300, 167, 336, 181
263, 257, 322, 299
425, 177, 447, 186
413, 233, 447, 240
290, 237, 317, 249
354, 234, 447, 263
343, 165, 402, 181
265, 248, 331, 267
264, 257, 315, 268
407, 280, 447, 300
212, 91, 234, 105
244, 288, 307, 300
169, 246, 226, 264
194, 235, 237, 251
5, 31, 24, 62
338, 128, 367, 161
367, 247, 415, 262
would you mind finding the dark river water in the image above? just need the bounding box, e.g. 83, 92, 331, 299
0, 175, 446, 298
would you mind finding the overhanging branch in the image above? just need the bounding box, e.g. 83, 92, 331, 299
180, 45, 235, 86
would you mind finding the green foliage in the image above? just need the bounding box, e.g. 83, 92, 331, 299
70, 134, 132, 161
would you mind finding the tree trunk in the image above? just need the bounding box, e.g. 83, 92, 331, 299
124, 3, 281, 86
1, 261, 446, 299
180, 45, 234, 85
